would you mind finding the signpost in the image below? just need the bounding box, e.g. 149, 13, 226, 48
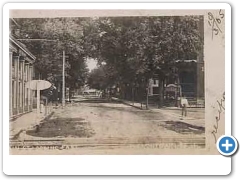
26, 80, 51, 115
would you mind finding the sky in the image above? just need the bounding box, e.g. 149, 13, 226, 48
86, 58, 98, 72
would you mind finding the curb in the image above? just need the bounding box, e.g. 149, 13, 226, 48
10, 112, 54, 140
32, 111, 54, 129
111, 98, 145, 110
112, 98, 204, 111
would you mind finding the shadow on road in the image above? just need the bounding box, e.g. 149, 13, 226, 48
87, 104, 165, 119
26, 117, 95, 138
160, 120, 205, 134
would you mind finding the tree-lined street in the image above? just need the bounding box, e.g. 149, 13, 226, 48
10, 15, 205, 154
12, 16, 203, 105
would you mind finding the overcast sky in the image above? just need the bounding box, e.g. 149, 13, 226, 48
86, 58, 98, 72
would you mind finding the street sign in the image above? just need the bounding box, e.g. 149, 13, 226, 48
26, 80, 52, 90
26, 80, 51, 116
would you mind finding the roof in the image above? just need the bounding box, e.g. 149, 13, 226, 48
9, 35, 36, 61
10, 18, 20, 28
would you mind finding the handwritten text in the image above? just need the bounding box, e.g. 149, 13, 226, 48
208, 9, 224, 39
212, 92, 225, 143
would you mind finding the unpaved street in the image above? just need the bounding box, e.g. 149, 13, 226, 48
11, 98, 205, 154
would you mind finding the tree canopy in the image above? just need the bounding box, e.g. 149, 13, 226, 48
12, 18, 89, 91
85, 16, 203, 90
11, 16, 203, 104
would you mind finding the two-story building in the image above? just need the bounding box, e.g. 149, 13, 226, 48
10, 19, 36, 118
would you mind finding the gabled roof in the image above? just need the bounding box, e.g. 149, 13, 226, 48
9, 35, 36, 62
10, 18, 20, 28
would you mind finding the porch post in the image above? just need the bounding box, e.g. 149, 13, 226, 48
13, 56, 20, 115
9, 52, 13, 117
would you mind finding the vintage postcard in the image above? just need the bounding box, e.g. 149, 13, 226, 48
3, 3, 231, 175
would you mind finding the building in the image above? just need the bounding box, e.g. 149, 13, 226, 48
9, 19, 36, 118
148, 16, 204, 107
175, 59, 204, 99
148, 59, 204, 107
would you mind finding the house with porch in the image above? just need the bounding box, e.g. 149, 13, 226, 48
9, 19, 36, 118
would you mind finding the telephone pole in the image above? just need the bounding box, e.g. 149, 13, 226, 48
62, 50, 65, 107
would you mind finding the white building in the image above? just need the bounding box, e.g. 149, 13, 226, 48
9, 35, 36, 117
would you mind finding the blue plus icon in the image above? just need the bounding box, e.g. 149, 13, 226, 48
217, 135, 238, 156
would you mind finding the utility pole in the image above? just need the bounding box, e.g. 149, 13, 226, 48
146, 81, 149, 110
36, 82, 40, 116
132, 87, 134, 106
62, 50, 65, 107
37, 74, 41, 116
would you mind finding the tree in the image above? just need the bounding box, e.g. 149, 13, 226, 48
12, 18, 89, 100
87, 65, 117, 90
83, 16, 203, 106
13, 16, 203, 106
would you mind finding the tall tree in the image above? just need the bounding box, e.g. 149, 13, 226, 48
83, 16, 203, 106
12, 18, 89, 99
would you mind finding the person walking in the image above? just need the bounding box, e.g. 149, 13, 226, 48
181, 97, 189, 117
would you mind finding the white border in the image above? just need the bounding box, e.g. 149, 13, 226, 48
2, 2, 233, 10
2, 3, 231, 175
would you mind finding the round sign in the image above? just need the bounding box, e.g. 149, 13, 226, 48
26, 80, 52, 90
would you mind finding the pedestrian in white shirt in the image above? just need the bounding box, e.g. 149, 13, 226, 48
181, 97, 188, 117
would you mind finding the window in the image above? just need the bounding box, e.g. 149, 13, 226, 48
24, 65, 26, 81
12, 59, 15, 78
26, 65, 28, 81
15, 59, 18, 78
29, 67, 32, 80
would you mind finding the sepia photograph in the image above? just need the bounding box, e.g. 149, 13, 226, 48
8, 9, 225, 155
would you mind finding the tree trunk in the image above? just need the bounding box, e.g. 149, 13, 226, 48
158, 77, 164, 108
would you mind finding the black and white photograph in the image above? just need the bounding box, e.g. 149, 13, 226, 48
8, 9, 224, 155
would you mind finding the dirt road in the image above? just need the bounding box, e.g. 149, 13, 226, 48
10, 99, 205, 154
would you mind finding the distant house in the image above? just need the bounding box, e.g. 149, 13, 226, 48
10, 19, 36, 117
83, 89, 100, 97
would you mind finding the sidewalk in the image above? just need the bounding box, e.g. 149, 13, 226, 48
10, 109, 54, 140
112, 97, 145, 110
112, 97, 205, 128
151, 108, 204, 127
